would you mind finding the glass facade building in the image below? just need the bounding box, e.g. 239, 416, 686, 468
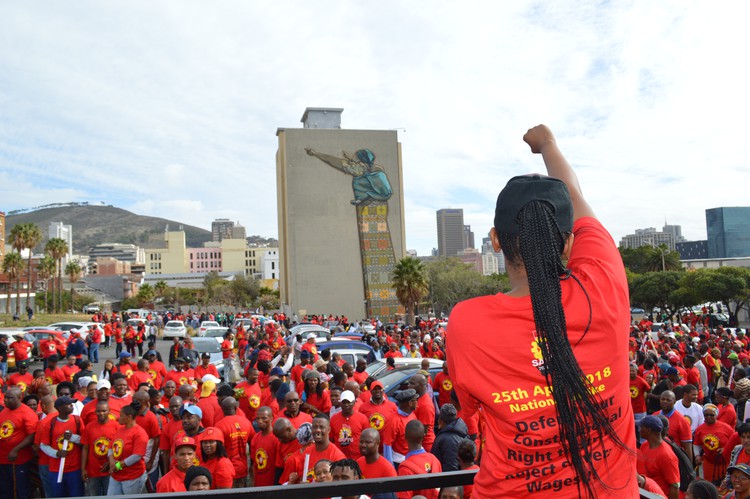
706, 207, 750, 258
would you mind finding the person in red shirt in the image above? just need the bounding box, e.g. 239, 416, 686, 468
220, 332, 234, 360
199, 427, 234, 488
40, 395, 85, 497
629, 363, 651, 419
383, 389, 418, 466
654, 390, 694, 463
637, 415, 679, 498
0, 387, 40, 498
60, 354, 80, 382
359, 381, 397, 446
197, 381, 221, 428
330, 390, 369, 459
432, 362, 453, 409
44, 355, 67, 386
250, 406, 279, 486
384, 343, 403, 359
356, 428, 396, 480
8, 362, 34, 393
194, 353, 220, 386
408, 373, 436, 452
276, 391, 313, 430
236, 368, 263, 421
301, 335, 319, 362
396, 420, 442, 499
293, 415, 345, 483
716, 387, 738, 429
128, 359, 152, 392
158, 396, 186, 472
215, 397, 254, 488
291, 351, 313, 388
352, 359, 369, 387
156, 436, 197, 492
81, 400, 119, 496
695, 404, 735, 483
9, 337, 32, 364
272, 417, 302, 483
107, 403, 149, 494
300, 370, 332, 416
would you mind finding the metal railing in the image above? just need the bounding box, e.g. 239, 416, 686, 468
87, 469, 661, 498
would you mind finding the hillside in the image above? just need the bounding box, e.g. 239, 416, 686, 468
6, 205, 213, 252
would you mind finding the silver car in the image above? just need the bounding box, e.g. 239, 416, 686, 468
162, 320, 187, 339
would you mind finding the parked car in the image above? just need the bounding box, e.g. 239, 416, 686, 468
322, 348, 370, 367
198, 321, 221, 336
317, 340, 376, 363
231, 318, 254, 333
191, 337, 225, 378
83, 304, 101, 314
709, 313, 730, 328
162, 320, 187, 339
365, 358, 444, 378
203, 327, 228, 340
374, 365, 443, 401
46, 322, 102, 340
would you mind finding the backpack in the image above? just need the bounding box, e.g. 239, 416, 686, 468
664, 435, 696, 491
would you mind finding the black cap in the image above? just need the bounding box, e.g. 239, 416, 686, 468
494, 175, 573, 235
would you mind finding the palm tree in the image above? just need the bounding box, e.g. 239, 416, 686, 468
65, 262, 82, 312
391, 256, 430, 327
155, 280, 168, 302
12, 223, 42, 311
37, 256, 56, 313
46, 238, 69, 313
2, 252, 25, 317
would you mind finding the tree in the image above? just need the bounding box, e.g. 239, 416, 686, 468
2, 252, 24, 316
630, 271, 688, 320
392, 257, 429, 326
136, 283, 155, 307
154, 280, 169, 301
425, 258, 511, 317
9, 223, 42, 311
36, 256, 56, 313
620, 245, 682, 273
45, 238, 69, 313
679, 267, 750, 320
65, 262, 82, 312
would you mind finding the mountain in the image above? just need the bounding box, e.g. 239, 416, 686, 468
5, 204, 213, 252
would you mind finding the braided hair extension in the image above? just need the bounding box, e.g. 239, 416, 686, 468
498, 200, 628, 498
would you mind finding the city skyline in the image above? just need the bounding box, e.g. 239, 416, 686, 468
3, 2, 750, 256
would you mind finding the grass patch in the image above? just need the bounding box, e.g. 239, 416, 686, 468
0, 313, 92, 328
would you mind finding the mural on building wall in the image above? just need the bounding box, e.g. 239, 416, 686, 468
305, 147, 402, 319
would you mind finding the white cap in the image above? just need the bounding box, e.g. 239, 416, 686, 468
96, 379, 111, 390
201, 374, 221, 384
423, 334, 431, 341
340, 390, 356, 403
307, 333, 316, 339
78, 376, 92, 388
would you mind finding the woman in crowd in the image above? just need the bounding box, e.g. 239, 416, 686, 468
107, 402, 149, 494
199, 427, 234, 489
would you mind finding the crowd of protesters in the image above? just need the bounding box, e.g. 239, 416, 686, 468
0, 310, 479, 499
631, 309, 750, 499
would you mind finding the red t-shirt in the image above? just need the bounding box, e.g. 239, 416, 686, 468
197, 395, 221, 428
8, 372, 33, 393
45, 367, 67, 386
447, 217, 638, 498
274, 410, 312, 430
297, 443, 346, 482
382, 411, 415, 458
156, 467, 187, 492
357, 455, 397, 479
275, 438, 302, 472
10, 340, 31, 361
654, 409, 692, 444
110, 424, 149, 482
396, 449, 442, 499
629, 376, 651, 414
0, 404, 39, 464
215, 413, 255, 478
359, 398, 398, 437
637, 440, 679, 497
330, 410, 370, 459
694, 420, 735, 464
718, 402, 737, 429
250, 431, 278, 486
432, 372, 453, 408
414, 392, 435, 451
81, 418, 119, 478
235, 381, 262, 422
62, 364, 81, 382
41, 415, 85, 472
204, 455, 235, 488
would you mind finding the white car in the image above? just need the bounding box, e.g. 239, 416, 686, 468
290, 324, 331, 344
162, 320, 187, 339
365, 358, 444, 378
47, 322, 104, 340
198, 321, 221, 336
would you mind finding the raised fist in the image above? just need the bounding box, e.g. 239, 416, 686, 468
523, 125, 556, 154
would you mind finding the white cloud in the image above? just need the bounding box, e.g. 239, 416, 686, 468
2, 1, 750, 255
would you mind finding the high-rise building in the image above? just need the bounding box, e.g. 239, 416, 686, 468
436, 209, 465, 257
48, 221, 73, 263
463, 225, 475, 250
481, 235, 505, 273
706, 207, 750, 258
232, 221, 247, 240
89, 243, 145, 264
619, 227, 677, 250
277, 107, 405, 319
211, 219, 235, 242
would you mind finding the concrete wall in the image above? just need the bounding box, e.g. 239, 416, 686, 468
277, 128, 405, 320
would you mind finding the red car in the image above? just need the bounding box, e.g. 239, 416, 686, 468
25, 329, 68, 359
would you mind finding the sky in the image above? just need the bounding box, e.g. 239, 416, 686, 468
3, 1, 750, 256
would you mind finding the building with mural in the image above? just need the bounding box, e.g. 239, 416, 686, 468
276, 108, 406, 320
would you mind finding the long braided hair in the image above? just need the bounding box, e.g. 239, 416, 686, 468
498, 200, 628, 498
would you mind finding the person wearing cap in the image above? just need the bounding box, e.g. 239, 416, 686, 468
156, 435, 197, 492
81, 400, 118, 496
724, 463, 750, 499
446, 125, 638, 497
654, 390, 694, 464
114, 351, 135, 380
194, 352, 220, 386
301, 334, 319, 362
637, 414, 679, 498
197, 380, 220, 427
383, 388, 418, 465
431, 403, 469, 472
300, 369, 332, 416
396, 419, 442, 499
694, 403, 734, 484
330, 390, 369, 459
385, 342, 403, 359
38, 395, 85, 497
215, 397, 254, 487
107, 402, 149, 494
291, 351, 314, 390
80, 379, 113, 425
716, 387, 738, 429
199, 427, 234, 488
359, 380, 397, 443
7, 361, 33, 394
